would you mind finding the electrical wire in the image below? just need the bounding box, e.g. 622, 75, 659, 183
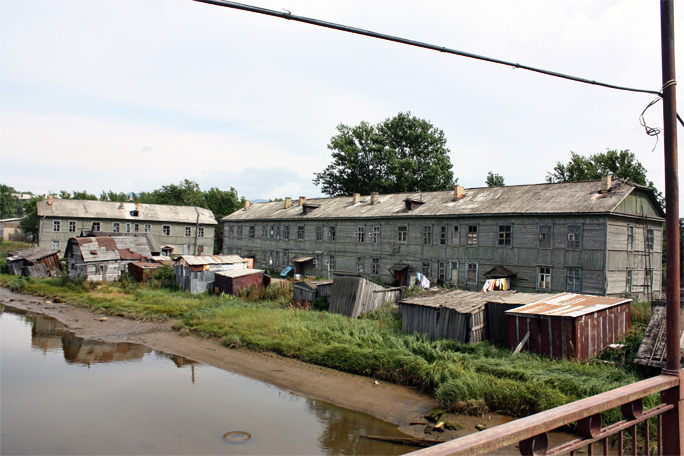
193, 0, 684, 128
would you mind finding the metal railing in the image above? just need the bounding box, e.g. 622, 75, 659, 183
405, 373, 681, 455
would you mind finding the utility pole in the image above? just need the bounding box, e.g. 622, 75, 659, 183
660, 1, 683, 454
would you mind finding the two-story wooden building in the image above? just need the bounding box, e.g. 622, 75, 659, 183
222, 178, 663, 300
37, 198, 217, 257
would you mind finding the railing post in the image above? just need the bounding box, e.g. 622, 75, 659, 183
659, 1, 683, 455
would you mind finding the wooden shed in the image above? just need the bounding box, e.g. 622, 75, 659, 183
174, 255, 248, 294
506, 293, 632, 361
292, 280, 333, 307
64, 236, 152, 282
328, 273, 401, 318
399, 289, 518, 343
6, 247, 60, 278
214, 268, 265, 295
634, 297, 684, 368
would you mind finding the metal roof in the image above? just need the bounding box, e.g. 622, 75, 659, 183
37, 199, 217, 225
223, 179, 664, 222
215, 268, 264, 278
67, 236, 152, 263
505, 293, 632, 318
175, 255, 246, 266
7, 247, 59, 262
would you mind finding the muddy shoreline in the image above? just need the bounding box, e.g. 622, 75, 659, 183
0, 287, 456, 441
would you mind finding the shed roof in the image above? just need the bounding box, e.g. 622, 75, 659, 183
215, 268, 264, 279
223, 179, 664, 222
7, 247, 60, 262
505, 293, 632, 318
38, 199, 217, 225
68, 236, 152, 263
400, 289, 526, 313
175, 255, 246, 266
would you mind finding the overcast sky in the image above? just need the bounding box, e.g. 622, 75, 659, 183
1, 0, 682, 205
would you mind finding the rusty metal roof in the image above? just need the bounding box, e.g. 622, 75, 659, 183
175, 255, 246, 266
67, 236, 152, 263
505, 293, 632, 318
38, 200, 217, 224
223, 179, 663, 222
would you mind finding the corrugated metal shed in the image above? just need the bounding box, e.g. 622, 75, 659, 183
486, 292, 560, 343
328, 273, 401, 318
506, 293, 632, 360
37, 199, 217, 224
214, 269, 265, 295
223, 179, 663, 222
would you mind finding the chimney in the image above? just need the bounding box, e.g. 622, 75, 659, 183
299, 196, 306, 206
136, 202, 142, 212
118, 202, 125, 210
244, 200, 251, 211
370, 192, 379, 205
600, 175, 612, 193
453, 185, 465, 200
352, 193, 360, 204
47, 196, 53, 206
285, 197, 292, 209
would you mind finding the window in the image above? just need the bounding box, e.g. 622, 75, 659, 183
275, 250, 280, 266
627, 225, 634, 251
297, 225, 304, 240
371, 258, 379, 276
440, 226, 448, 245
144, 224, 151, 233
92, 221, 101, 232
356, 257, 364, 273
52, 240, 59, 250
112, 222, 120, 233
370, 226, 380, 244
328, 255, 336, 271
467, 225, 478, 246
498, 225, 512, 246
566, 268, 581, 292
126, 223, 132, 233
283, 225, 290, 240
438, 261, 446, 283
466, 263, 478, 285
626, 268, 633, 293
328, 226, 336, 242
449, 261, 459, 285
261, 225, 267, 239
421, 260, 431, 277
452, 226, 460, 246
198, 227, 204, 238
185, 226, 192, 237
236, 226, 242, 239
539, 225, 552, 249
275, 225, 280, 240
357, 226, 365, 243
197, 245, 204, 255
248, 225, 255, 239
647, 228, 655, 252
270, 225, 275, 238
228, 226, 234, 239
316, 225, 323, 241
316, 253, 322, 270
53, 220, 61, 232
283, 250, 289, 265
567, 225, 582, 249
134, 223, 139, 233
162, 225, 170, 236
423, 226, 432, 245
397, 225, 408, 243
537, 267, 552, 290
645, 268, 654, 292
68, 221, 77, 233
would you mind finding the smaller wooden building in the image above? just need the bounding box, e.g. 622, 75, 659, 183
506, 293, 632, 361
64, 236, 152, 282
292, 280, 333, 307
214, 268, 265, 295
328, 273, 401, 318
174, 255, 248, 294
6, 247, 60, 278
127, 257, 174, 283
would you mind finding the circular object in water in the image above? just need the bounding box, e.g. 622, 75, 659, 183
223, 431, 251, 442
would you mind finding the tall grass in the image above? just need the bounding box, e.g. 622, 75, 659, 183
0, 274, 657, 423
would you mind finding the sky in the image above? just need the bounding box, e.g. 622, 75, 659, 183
1, 0, 682, 205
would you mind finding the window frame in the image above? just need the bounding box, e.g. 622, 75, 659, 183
566, 267, 581, 293
53, 220, 61, 232
627, 225, 634, 251
297, 225, 305, 241
498, 224, 512, 247
466, 262, 478, 285
397, 225, 408, 243
68, 220, 77, 233
162, 225, 171, 236
567, 225, 582, 250
467, 225, 478, 247
423, 226, 432, 245
539, 224, 552, 249
357, 226, 365, 243
537, 266, 552, 290
185, 226, 192, 237
112, 222, 120, 233
371, 258, 380, 276
328, 225, 336, 242
198, 227, 204, 238
91, 221, 101, 232
647, 228, 655, 252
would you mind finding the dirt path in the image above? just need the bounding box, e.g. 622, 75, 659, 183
0, 287, 444, 440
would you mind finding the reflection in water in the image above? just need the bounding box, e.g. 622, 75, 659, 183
1, 307, 411, 455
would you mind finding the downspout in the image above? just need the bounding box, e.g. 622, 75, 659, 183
194, 207, 200, 255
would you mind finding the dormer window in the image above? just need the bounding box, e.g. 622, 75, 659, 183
130, 210, 140, 217
302, 204, 319, 214
404, 198, 425, 211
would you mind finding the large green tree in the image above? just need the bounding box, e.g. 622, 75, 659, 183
313, 112, 456, 196
203, 187, 242, 253
20, 195, 44, 240
0, 184, 24, 218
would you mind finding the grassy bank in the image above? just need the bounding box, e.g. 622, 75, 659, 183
0, 272, 658, 426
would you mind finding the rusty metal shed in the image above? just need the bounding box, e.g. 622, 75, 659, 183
506, 293, 632, 361
214, 268, 265, 295
486, 292, 559, 344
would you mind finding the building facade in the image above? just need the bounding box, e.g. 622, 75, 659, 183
222, 179, 664, 300
37, 199, 217, 256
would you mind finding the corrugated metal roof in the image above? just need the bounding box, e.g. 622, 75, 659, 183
68, 236, 152, 263
215, 269, 264, 278
505, 293, 632, 318
400, 289, 521, 313
7, 247, 60, 262
176, 255, 246, 266
38, 200, 217, 225
223, 179, 663, 222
